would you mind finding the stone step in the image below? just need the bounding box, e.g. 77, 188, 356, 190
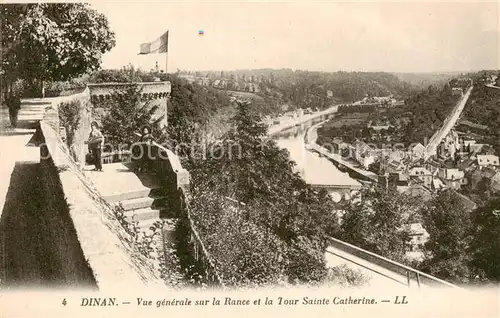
104, 188, 152, 202
119, 195, 169, 212
124, 207, 160, 221
120, 196, 155, 211
18, 107, 45, 110
136, 218, 162, 230
17, 115, 44, 120
18, 111, 45, 115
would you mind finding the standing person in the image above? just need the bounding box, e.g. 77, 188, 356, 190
134, 126, 155, 173
85, 121, 104, 171
139, 126, 155, 143
6, 93, 21, 128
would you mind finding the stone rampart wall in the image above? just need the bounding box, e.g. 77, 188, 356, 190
39, 121, 165, 291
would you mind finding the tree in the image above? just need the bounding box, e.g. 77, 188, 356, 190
339, 185, 415, 263
164, 74, 232, 167
186, 100, 341, 286
469, 197, 500, 282
419, 189, 474, 284
188, 186, 288, 287
100, 84, 164, 149
58, 99, 82, 148
1, 3, 115, 96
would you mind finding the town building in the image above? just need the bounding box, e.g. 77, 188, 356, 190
411, 143, 426, 159
457, 158, 475, 172
179, 74, 196, 84
409, 166, 433, 187
437, 168, 465, 190
402, 182, 433, 201
200, 78, 210, 86
452, 87, 464, 96
477, 154, 499, 167
432, 177, 447, 191
385, 159, 405, 173
438, 129, 460, 159
406, 223, 430, 261
350, 140, 377, 170
331, 138, 349, 154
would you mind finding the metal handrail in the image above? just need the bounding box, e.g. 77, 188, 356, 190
328, 237, 462, 289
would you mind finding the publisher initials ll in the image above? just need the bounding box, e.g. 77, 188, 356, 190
394, 296, 408, 304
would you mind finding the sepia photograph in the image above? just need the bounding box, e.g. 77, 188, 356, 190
0, 0, 499, 316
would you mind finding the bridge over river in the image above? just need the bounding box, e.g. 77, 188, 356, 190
0, 91, 461, 290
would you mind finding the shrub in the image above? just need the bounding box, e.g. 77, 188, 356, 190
113, 204, 186, 287
45, 79, 88, 97
100, 84, 164, 149
324, 265, 371, 287
58, 100, 82, 149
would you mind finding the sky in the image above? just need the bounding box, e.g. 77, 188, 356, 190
88, 0, 500, 73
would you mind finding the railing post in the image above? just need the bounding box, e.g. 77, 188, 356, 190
416, 272, 421, 288
407, 271, 411, 287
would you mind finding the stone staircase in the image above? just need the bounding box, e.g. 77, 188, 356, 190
84, 162, 178, 249
103, 177, 179, 268
106, 186, 166, 234
1, 99, 50, 131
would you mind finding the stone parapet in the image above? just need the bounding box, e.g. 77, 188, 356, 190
40, 121, 165, 291
88, 82, 171, 102
87, 82, 170, 128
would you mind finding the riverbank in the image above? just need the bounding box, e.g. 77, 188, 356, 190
304, 120, 378, 183
267, 104, 339, 135
274, 114, 362, 190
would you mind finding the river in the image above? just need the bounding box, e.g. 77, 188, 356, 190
272, 118, 361, 201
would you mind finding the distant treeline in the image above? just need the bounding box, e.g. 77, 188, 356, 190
196, 69, 418, 111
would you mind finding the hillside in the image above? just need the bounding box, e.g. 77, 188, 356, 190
462, 83, 500, 155
392, 72, 462, 90
197, 69, 416, 113
316, 78, 465, 148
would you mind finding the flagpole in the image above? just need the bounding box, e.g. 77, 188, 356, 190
164, 51, 169, 129
165, 52, 168, 75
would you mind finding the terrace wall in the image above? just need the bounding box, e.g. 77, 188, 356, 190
39, 113, 164, 291
88, 82, 171, 128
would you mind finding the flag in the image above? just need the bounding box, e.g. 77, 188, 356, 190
139, 31, 169, 55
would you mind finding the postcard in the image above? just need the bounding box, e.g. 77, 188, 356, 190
0, 0, 499, 317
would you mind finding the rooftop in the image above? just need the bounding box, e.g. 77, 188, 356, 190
458, 119, 489, 131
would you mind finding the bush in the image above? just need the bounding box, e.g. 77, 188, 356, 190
45, 79, 87, 97
89, 69, 136, 83
58, 100, 82, 149
324, 265, 371, 287
113, 204, 186, 287
100, 84, 164, 149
